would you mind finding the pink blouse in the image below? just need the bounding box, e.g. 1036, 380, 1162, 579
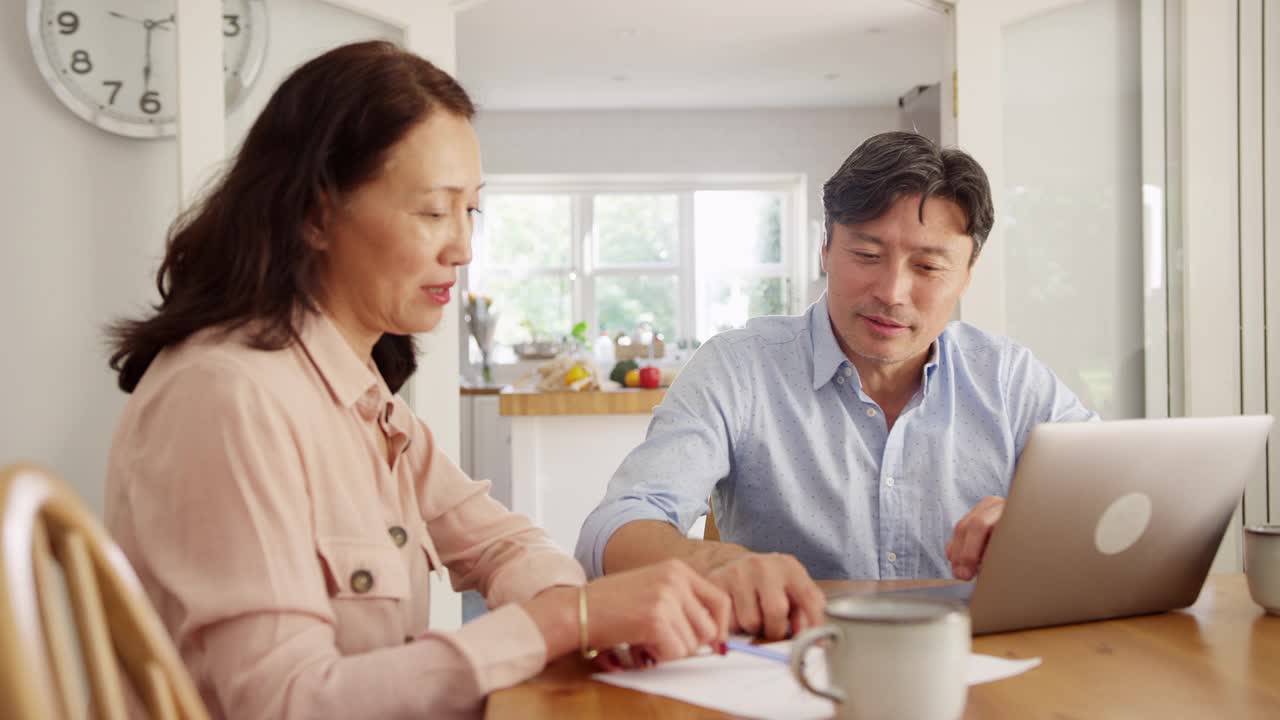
104, 313, 586, 719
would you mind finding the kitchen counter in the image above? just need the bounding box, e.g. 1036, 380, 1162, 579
498, 388, 666, 417
460, 384, 508, 396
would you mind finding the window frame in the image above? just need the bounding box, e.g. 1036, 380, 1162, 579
470, 173, 808, 346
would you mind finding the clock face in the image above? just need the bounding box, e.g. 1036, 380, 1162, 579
27, 0, 267, 138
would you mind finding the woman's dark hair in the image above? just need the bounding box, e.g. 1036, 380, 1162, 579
822, 131, 994, 263
108, 40, 475, 393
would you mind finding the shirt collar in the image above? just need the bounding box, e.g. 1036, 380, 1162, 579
811, 293, 945, 395
294, 312, 416, 445
296, 311, 382, 410
920, 336, 942, 396
810, 293, 849, 391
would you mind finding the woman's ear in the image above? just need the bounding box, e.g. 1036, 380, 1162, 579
305, 193, 334, 250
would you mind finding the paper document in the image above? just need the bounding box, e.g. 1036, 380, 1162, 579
592, 640, 1041, 720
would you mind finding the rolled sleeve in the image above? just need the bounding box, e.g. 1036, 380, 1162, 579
574, 338, 745, 577
576, 499, 678, 578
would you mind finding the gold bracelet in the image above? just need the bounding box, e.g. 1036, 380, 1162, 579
578, 585, 598, 661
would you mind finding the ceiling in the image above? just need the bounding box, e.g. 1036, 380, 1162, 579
455, 0, 948, 111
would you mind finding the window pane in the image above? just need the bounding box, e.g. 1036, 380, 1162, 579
699, 277, 786, 340
1003, 0, 1143, 418
595, 275, 678, 337
594, 194, 678, 265
484, 274, 571, 346
483, 195, 571, 266
695, 191, 782, 264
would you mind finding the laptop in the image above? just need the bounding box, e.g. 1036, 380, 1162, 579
884, 415, 1274, 635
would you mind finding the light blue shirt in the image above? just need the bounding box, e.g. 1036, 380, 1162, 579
575, 294, 1097, 580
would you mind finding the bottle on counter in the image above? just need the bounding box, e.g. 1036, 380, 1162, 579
594, 331, 615, 368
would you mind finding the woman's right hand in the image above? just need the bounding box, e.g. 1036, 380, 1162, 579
584, 558, 732, 663
523, 558, 731, 666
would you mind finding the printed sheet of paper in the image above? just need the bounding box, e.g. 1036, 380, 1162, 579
592, 641, 1041, 720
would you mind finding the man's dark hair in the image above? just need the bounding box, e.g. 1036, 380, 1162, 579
822, 131, 994, 263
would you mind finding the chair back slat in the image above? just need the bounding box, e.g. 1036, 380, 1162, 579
143, 661, 179, 720
32, 515, 81, 720
58, 532, 128, 720
703, 504, 721, 541
1, 463, 210, 720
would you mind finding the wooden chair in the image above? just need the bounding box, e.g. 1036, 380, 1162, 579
0, 463, 209, 720
703, 504, 720, 541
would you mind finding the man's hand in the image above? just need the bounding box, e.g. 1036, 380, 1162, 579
946, 496, 1006, 580
706, 552, 826, 640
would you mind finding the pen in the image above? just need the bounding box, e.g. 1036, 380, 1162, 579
724, 639, 790, 664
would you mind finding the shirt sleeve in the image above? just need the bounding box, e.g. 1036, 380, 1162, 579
117, 359, 556, 720
574, 337, 747, 578
410, 423, 586, 608
1001, 342, 1101, 458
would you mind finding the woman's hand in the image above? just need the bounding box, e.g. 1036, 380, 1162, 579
524, 559, 731, 665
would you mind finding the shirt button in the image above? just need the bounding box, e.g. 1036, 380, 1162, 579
866, 408, 877, 418
885, 477, 895, 488
836, 377, 845, 385
842, 366, 853, 377
388, 525, 408, 548
357, 392, 380, 421
350, 570, 374, 594
404, 635, 415, 644
887, 551, 898, 563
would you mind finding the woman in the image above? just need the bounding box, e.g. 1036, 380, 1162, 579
104, 41, 729, 719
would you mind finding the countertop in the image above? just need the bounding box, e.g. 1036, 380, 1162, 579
497, 387, 667, 416
459, 385, 508, 396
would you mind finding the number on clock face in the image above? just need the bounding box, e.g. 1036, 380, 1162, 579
34, 0, 263, 137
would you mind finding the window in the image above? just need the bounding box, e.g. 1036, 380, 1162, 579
472, 194, 574, 346
694, 191, 789, 339
467, 178, 801, 356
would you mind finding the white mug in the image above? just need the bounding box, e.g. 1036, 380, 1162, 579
1245, 524, 1280, 615
790, 595, 970, 720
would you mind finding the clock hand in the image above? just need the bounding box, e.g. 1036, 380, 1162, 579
139, 15, 176, 95
108, 10, 145, 25
143, 23, 154, 92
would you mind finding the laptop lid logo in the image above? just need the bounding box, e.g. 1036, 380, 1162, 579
1094, 493, 1153, 555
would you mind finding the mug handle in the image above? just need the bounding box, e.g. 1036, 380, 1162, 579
789, 626, 847, 704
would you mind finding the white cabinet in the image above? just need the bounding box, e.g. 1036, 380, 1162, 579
465, 389, 704, 562
508, 413, 652, 555
459, 391, 513, 507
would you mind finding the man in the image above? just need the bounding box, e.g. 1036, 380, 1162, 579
575, 131, 1096, 640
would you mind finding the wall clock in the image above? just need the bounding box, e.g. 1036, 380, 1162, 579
27, 0, 268, 138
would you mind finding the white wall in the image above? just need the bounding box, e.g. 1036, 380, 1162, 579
0, 1, 400, 515
1, 3, 176, 513
474, 106, 904, 268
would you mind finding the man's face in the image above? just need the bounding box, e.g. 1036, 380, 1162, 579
822, 194, 974, 368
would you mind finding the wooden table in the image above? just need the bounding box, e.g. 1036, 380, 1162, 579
486, 574, 1280, 719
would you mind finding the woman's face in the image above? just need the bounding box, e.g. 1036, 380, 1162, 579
314, 111, 482, 353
